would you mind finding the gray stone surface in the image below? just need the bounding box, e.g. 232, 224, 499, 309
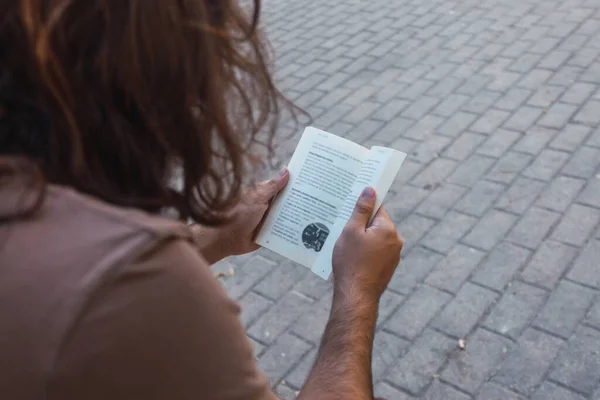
214, 0, 600, 397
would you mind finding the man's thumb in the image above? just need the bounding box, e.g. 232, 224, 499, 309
349, 187, 376, 227
255, 167, 289, 202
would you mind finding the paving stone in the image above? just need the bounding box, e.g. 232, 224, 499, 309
520, 240, 578, 290
396, 214, 437, 252
284, 348, 317, 389
387, 329, 456, 395
410, 134, 453, 164
443, 132, 486, 161
387, 184, 430, 221
503, 107, 545, 133
426, 244, 487, 293
221, 255, 277, 300
402, 96, 441, 120
375, 382, 414, 400
493, 328, 564, 396
258, 332, 312, 386
483, 282, 547, 339
372, 98, 410, 121
477, 383, 525, 400
588, 127, 600, 148
442, 328, 513, 394
240, 291, 274, 329
568, 239, 600, 289
377, 290, 405, 327
433, 94, 471, 118
562, 82, 597, 105
411, 158, 459, 188
463, 92, 503, 115
421, 211, 478, 254
471, 243, 532, 291
509, 53, 544, 73
349, 119, 386, 143
399, 79, 436, 100
454, 180, 505, 217
470, 109, 512, 135
512, 125, 560, 155
416, 183, 467, 219
497, 177, 547, 215
389, 247, 445, 295
437, 112, 479, 137
290, 292, 331, 344
378, 116, 416, 143
527, 85, 567, 109
531, 382, 586, 400
462, 210, 518, 251
578, 178, 600, 208
547, 65, 584, 87
489, 71, 523, 91
432, 282, 498, 338
447, 155, 497, 187
522, 148, 571, 181
293, 273, 332, 301
507, 207, 561, 250
518, 69, 553, 90
385, 285, 452, 340
486, 152, 534, 185
552, 204, 600, 247
534, 280, 597, 338
275, 383, 298, 399
402, 115, 446, 142
585, 298, 600, 330
549, 123, 592, 152
562, 146, 600, 179
529, 36, 561, 54
538, 103, 579, 129
372, 331, 411, 379
495, 88, 533, 111
248, 291, 314, 344
457, 74, 491, 95
536, 176, 586, 212
549, 326, 600, 396
423, 381, 470, 400
254, 261, 309, 300
574, 99, 600, 126
476, 129, 522, 158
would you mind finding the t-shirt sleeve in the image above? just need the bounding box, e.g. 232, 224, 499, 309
48, 237, 279, 400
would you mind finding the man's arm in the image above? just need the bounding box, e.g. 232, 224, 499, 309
297, 188, 403, 399
298, 290, 378, 399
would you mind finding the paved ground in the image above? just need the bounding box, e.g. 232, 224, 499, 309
216, 0, 600, 398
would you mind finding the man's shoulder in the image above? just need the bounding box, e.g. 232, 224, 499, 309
45, 184, 193, 243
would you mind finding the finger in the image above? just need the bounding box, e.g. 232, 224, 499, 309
252, 167, 289, 203
348, 187, 376, 229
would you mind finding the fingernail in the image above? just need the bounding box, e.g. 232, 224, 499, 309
362, 187, 375, 199
279, 167, 288, 177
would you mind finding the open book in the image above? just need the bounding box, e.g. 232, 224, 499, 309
256, 127, 407, 280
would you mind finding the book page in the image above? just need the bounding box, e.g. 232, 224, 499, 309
311, 147, 407, 279
255, 127, 369, 268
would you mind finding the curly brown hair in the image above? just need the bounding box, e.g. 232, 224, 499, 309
0, 0, 295, 224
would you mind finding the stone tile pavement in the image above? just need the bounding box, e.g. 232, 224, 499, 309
216, 0, 600, 398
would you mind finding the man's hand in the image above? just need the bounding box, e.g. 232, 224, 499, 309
192, 168, 289, 264
332, 186, 403, 303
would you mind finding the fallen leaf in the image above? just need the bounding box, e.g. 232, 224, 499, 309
214, 267, 236, 279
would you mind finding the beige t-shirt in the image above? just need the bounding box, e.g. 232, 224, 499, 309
0, 184, 277, 400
